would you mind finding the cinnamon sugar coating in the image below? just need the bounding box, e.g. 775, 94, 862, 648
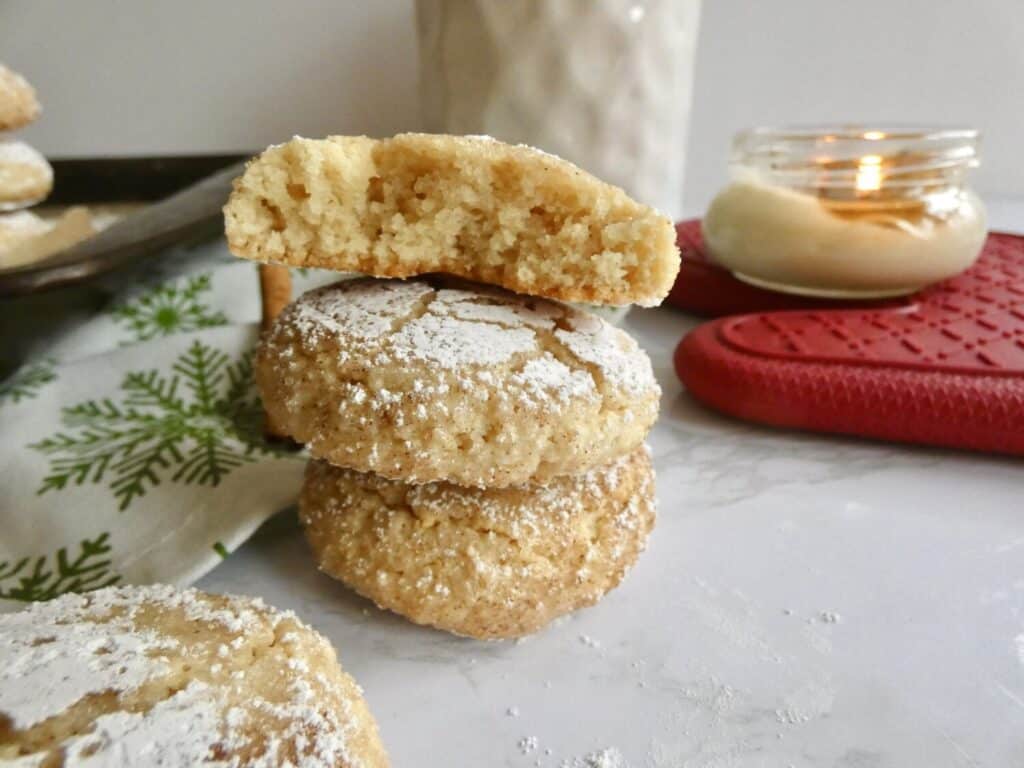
299, 447, 655, 640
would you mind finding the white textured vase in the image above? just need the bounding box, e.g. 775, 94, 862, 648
416, 0, 702, 221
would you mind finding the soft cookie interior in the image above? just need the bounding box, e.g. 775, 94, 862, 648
224, 133, 679, 307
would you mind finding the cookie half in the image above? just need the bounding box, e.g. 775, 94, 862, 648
256, 276, 660, 487
299, 446, 656, 640
224, 133, 679, 307
0, 141, 52, 211
0, 585, 388, 767
0, 65, 40, 131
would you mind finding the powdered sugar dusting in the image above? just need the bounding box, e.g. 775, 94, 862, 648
0, 585, 368, 767
392, 311, 536, 368
0, 210, 49, 236
0, 140, 51, 175
555, 314, 656, 396
0, 596, 176, 729
293, 279, 433, 341
279, 278, 656, 404
409, 445, 650, 538
62, 682, 225, 767
561, 747, 630, 768
513, 355, 596, 402
437, 287, 563, 329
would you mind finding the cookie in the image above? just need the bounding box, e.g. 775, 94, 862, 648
224, 133, 679, 307
0, 64, 40, 131
0, 585, 388, 767
299, 446, 656, 639
0, 206, 95, 269
0, 141, 53, 211
0, 210, 49, 257
255, 277, 660, 487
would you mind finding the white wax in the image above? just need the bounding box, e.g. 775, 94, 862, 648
702, 179, 987, 296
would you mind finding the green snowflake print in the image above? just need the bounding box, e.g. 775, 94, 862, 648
31, 340, 281, 511
0, 533, 121, 602
112, 273, 227, 342
0, 358, 57, 407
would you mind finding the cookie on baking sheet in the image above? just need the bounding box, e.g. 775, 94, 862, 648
0, 585, 388, 767
0, 210, 49, 255
299, 446, 656, 640
0, 64, 40, 131
0, 141, 53, 211
255, 276, 660, 488
0, 206, 95, 269
224, 133, 679, 307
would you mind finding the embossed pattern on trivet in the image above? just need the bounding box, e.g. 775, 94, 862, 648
720, 234, 1024, 374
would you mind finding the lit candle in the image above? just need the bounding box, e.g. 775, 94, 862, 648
702, 126, 988, 298
855, 154, 883, 193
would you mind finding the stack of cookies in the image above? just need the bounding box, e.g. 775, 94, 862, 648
0, 63, 51, 261
0, 63, 95, 269
224, 133, 679, 639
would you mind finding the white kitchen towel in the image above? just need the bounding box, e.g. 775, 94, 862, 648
0, 238, 339, 611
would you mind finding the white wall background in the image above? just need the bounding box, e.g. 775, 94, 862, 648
2, 0, 1022, 211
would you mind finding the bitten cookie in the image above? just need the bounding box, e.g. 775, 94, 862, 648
0, 64, 40, 131
224, 133, 679, 307
299, 446, 656, 640
256, 277, 660, 487
0, 141, 53, 211
0, 585, 388, 767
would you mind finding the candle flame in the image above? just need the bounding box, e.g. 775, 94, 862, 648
855, 154, 884, 192
863, 130, 886, 140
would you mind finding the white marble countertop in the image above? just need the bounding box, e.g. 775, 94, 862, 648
199, 203, 1024, 768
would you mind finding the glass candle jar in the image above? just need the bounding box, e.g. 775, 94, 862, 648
702, 125, 988, 298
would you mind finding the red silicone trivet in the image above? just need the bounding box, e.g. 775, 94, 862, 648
672, 222, 1024, 456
